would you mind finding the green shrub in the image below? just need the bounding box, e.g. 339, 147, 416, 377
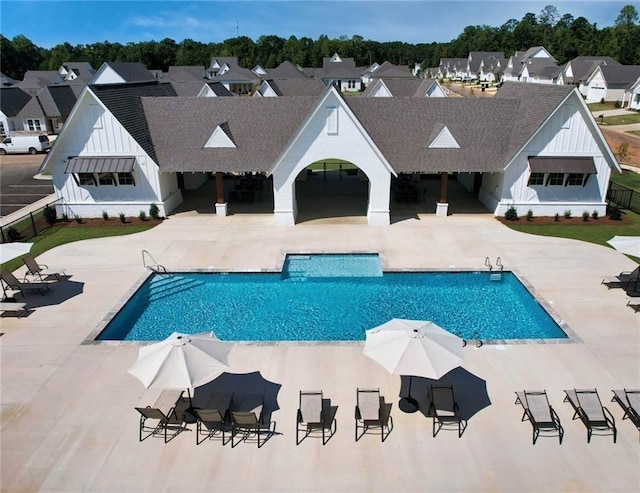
149, 203, 160, 220
102, 210, 109, 221
119, 212, 126, 223
591, 210, 599, 219
74, 214, 82, 224
526, 209, 534, 221
62, 213, 69, 222
614, 100, 621, 108
6, 226, 21, 242
554, 213, 560, 222
582, 211, 590, 221
504, 205, 518, 221
563, 210, 572, 219
43, 205, 57, 226
138, 210, 147, 221
608, 205, 622, 220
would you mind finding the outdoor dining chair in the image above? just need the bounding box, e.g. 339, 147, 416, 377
296, 390, 337, 445
355, 388, 393, 442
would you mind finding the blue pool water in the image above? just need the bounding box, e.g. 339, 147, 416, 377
97, 255, 566, 342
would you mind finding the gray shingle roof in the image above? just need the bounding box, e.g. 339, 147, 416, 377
166, 66, 205, 81
143, 96, 318, 172
90, 81, 177, 162
104, 63, 156, 83
600, 65, 640, 88
263, 79, 326, 97
0, 87, 33, 116
369, 61, 414, 78
468, 52, 505, 73
48, 85, 78, 117
362, 79, 439, 98
266, 61, 310, 79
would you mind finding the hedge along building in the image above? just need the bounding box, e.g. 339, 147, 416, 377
39, 75, 619, 225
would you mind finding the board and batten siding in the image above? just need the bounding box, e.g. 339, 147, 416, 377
493, 96, 612, 217
272, 89, 392, 225
49, 90, 174, 218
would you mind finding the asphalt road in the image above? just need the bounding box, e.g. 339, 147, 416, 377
0, 153, 54, 217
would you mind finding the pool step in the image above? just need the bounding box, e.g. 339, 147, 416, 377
490, 273, 503, 281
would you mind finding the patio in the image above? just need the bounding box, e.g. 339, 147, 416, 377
1, 206, 639, 491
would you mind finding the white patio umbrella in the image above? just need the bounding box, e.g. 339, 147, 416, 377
364, 319, 465, 380
607, 236, 640, 258
127, 332, 233, 396
0, 242, 33, 264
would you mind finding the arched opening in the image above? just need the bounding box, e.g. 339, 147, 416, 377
294, 159, 370, 223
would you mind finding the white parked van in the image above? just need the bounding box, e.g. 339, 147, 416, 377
0, 135, 51, 155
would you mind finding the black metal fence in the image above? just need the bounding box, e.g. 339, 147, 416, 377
607, 182, 640, 214
0, 198, 69, 244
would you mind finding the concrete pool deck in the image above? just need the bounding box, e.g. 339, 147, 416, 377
1, 209, 639, 492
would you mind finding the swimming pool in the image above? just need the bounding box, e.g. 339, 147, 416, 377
96, 254, 568, 342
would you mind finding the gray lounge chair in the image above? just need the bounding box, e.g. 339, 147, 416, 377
1, 269, 50, 297
22, 253, 66, 281
194, 392, 233, 445
296, 390, 337, 445
135, 394, 190, 443
601, 266, 640, 290
564, 389, 616, 443
626, 299, 640, 313
0, 301, 28, 318
230, 403, 276, 448
355, 388, 393, 442
515, 390, 563, 444
611, 389, 640, 440
429, 385, 466, 437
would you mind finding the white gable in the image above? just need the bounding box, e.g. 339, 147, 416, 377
91, 64, 126, 85
204, 124, 236, 148
428, 125, 460, 148
197, 85, 215, 97
330, 53, 342, 63
369, 80, 392, 97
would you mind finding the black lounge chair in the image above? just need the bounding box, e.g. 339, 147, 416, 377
429, 385, 466, 437
194, 392, 233, 445
355, 388, 393, 442
564, 389, 616, 443
296, 390, 337, 445
135, 394, 190, 443
1, 269, 50, 297
601, 266, 640, 290
611, 389, 640, 440
515, 390, 563, 444
22, 253, 67, 282
230, 403, 276, 448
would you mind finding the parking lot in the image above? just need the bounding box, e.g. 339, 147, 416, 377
0, 153, 54, 217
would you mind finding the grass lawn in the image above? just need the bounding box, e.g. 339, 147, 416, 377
611, 169, 640, 191
1, 219, 160, 273
628, 130, 640, 137
502, 210, 640, 263
307, 158, 358, 171
601, 113, 640, 126
587, 102, 619, 112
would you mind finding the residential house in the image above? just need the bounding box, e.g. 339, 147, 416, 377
503, 47, 559, 83
583, 64, 640, 104
556, 56, 620, 98
467, 52, 506, 82
319, 53, 363, 92
206, 57, 257, 94
261, 61, 311, 80
362, 61, 414, 85
362, 78, 446, 98
254, 79, 326, 98
438, 58, 467, 80
0, 86, 39, 136
39, 60, 618, 226
628, 76, 640, 110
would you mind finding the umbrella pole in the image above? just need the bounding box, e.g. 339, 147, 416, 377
407, 375, 413, 398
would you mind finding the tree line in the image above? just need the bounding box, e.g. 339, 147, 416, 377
1, 4, 638, 81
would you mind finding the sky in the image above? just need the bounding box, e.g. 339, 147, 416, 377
0, 1, 630, 48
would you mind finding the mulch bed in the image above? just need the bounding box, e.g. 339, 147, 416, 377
59, 217, 164, 228
497, 215, 630, 226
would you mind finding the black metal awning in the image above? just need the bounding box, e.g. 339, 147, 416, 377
528, 157, 596, 174
65, 156, 136, 174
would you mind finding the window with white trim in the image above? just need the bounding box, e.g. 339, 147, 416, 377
546, 173, 565, 186
26, 119, 42, 131
566, 173, 587, 186
97, 172, 115, 186
528, 172, 545, 186
347, 80, 356, 89
76, 173, 96, 186
117, 172, 135, 185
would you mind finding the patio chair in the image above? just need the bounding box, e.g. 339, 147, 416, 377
194, 392, 233, 445
611, 389, 640, 440
626, 298, 640, 313
135, 401, 190, 443
515, 390, 564, 444
0, 301, 28, 318
1, 269, 50, 297
296, 390, 337, 445
563, 389, 616, 443
429, 385, 466, 437
230, 404, 276, 448
355, 388, 393, 442
601, 266, 640, 290
22, 254, 66, 282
